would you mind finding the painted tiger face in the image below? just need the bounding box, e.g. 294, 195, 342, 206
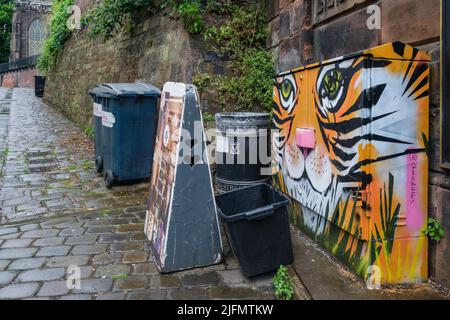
273, 43, 430, 284
274, 53, 429, 222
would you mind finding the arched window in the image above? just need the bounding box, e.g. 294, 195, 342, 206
28, 19, 46, 56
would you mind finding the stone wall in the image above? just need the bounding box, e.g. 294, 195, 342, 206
44, 2, 208, 127
269, 0, 449, 288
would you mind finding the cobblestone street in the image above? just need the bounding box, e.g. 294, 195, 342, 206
0, 88, 274, 300
0, 88, 148, 223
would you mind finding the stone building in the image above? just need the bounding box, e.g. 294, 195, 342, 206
10, 0, 52, 60
1, 0, 52, 88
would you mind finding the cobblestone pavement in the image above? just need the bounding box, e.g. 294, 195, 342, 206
0, 88, 274, 300
0, 207, 273, 300
0, 88, 148, 223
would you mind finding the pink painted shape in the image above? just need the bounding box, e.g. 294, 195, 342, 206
406, 153, 424, 231
296, 128, 316, 149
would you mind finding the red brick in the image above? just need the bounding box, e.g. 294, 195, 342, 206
382, 0, 440, 44
292, 0, 312, 35
313, 7, 380, 61
1, 73, 16, 88
279, 0, 294, 10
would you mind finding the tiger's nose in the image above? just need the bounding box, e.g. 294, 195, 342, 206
296, 128, 316, 150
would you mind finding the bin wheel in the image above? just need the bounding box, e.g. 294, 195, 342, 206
95, 156, 103, 173
104, 170, 114, 189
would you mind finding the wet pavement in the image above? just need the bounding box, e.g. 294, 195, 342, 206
291, 228, 450, 300
0, 88, 274, 300
0, 88, 148, 223
0, 207, 274, 300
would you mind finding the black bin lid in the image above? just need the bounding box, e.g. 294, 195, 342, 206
89, 82, 161, 98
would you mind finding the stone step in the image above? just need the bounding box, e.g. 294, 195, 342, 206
28, 163, 58, 173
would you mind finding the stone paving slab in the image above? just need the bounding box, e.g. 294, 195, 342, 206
0, 206, 274, 300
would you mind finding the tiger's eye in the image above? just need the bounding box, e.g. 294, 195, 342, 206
281, 79, 293, 100
322, 69, 344, 100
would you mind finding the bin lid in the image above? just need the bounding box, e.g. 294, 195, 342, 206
88, 83, 161, 98
215, 112, 272, 132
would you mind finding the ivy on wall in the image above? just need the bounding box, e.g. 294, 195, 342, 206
82, 0, 158, 40
0, 0, 13, 63
196, 1, 274, 113
39, 0, 273, 113
37, 0, 74, 72
177, 0, 204, 34
82, 0, 205, 39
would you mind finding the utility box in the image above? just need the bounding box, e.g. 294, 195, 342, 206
272, 42, 430, 284
144, 82, 222, 273
89, 83, 161, 188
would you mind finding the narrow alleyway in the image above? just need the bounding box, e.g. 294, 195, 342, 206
0, 88, 274, 300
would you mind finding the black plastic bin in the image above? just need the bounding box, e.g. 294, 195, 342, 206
215, 183, 293, 277
34, 76, 46, 97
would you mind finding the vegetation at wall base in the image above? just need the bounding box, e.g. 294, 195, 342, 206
84, 126, 95, 140
204, 48, 274, 113
37, 0, 75, 73
0, 0, 13, 63
426, 218, 445, 242
273, 265, 295, 300
202, 111, 215, 122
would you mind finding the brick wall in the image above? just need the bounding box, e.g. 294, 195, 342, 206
1, 68, 37, 88
1, 73, 16, 88
269, 0, 449, 288
17, 68, 37, 88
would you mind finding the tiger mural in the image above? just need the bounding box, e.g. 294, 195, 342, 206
273, 42, 430, 284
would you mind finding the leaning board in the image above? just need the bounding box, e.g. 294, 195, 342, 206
144, 82, 223, 273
